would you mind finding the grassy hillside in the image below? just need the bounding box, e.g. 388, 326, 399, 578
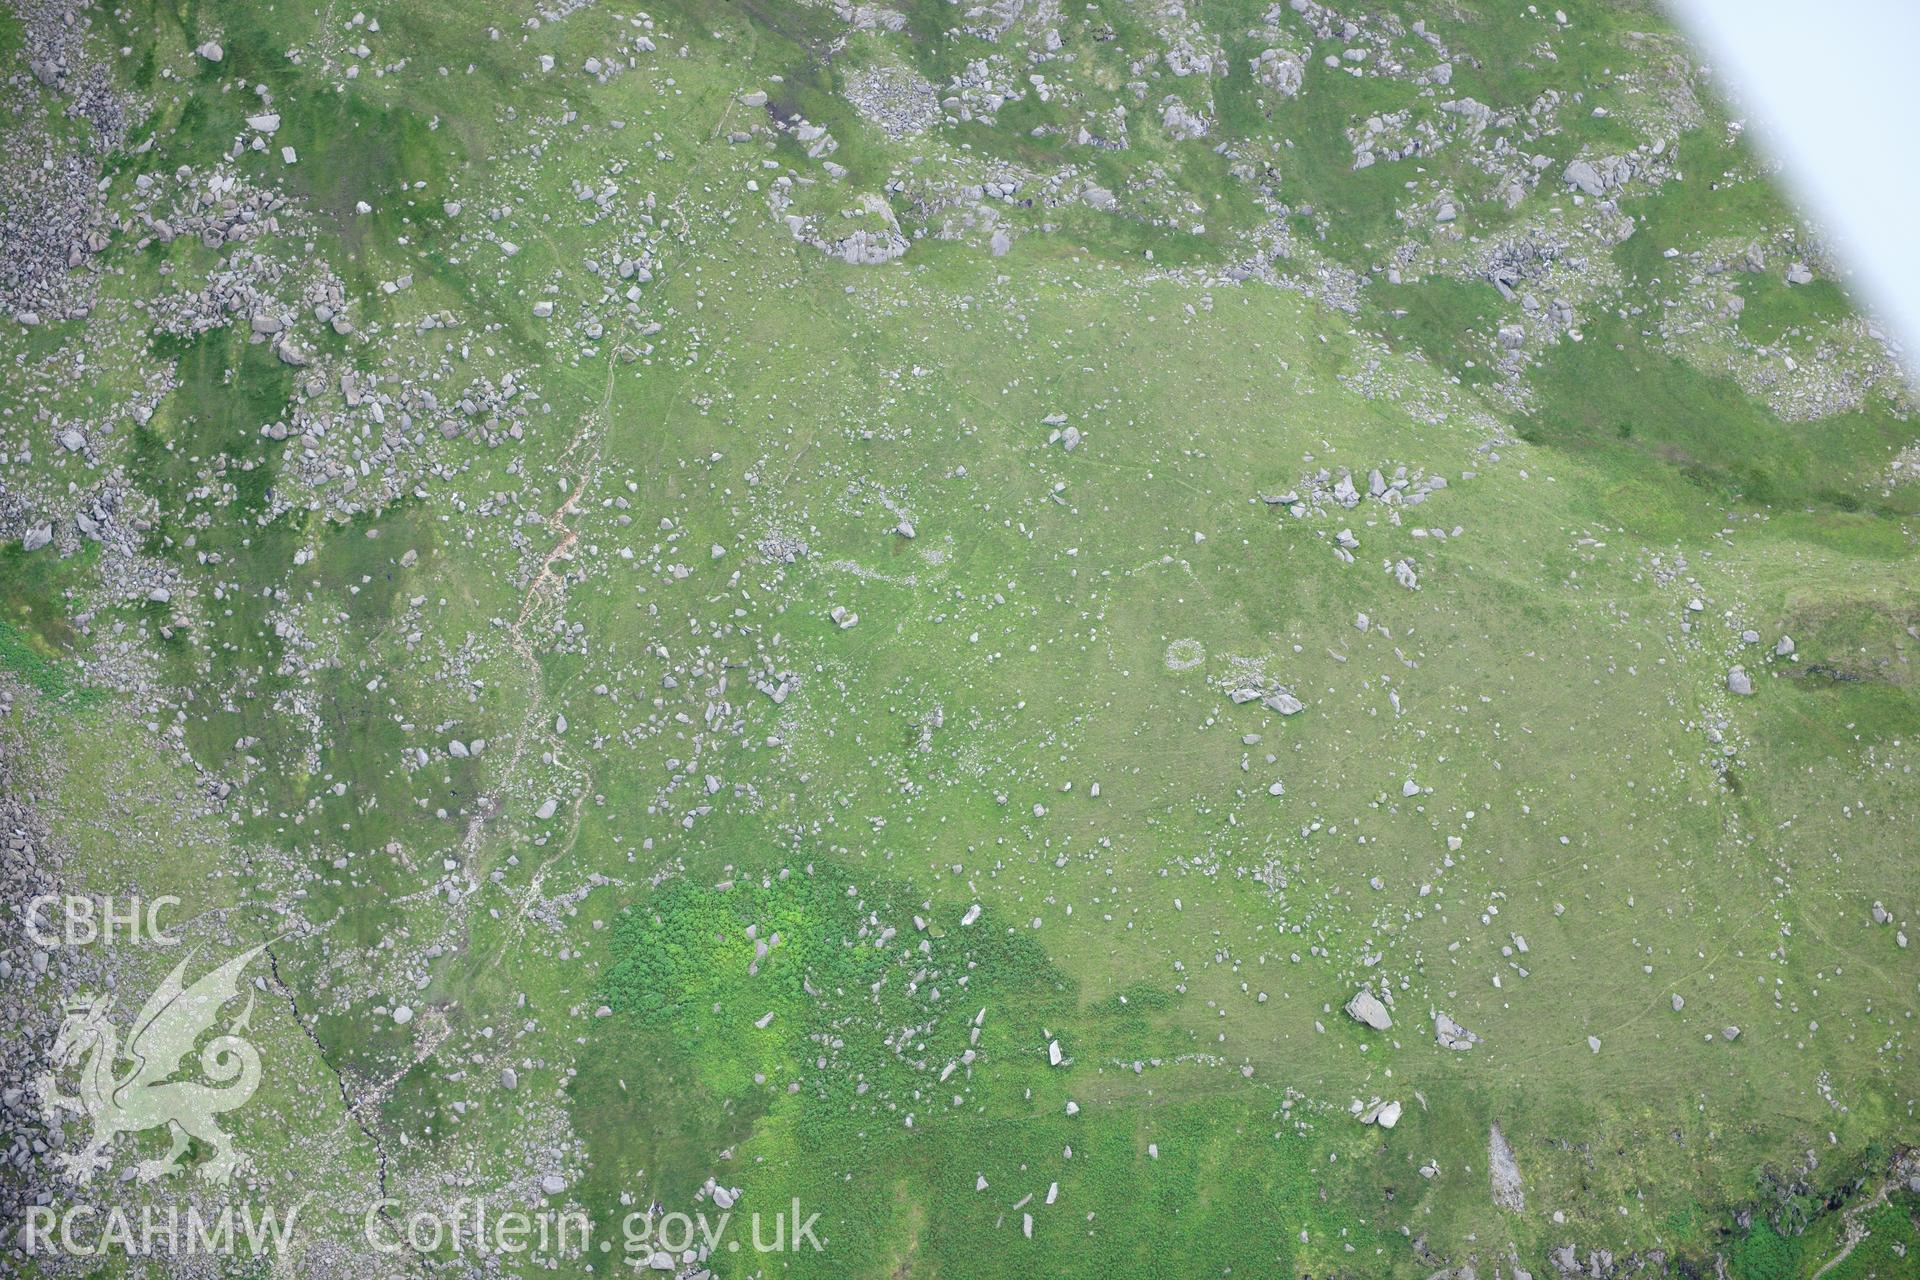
1, 1, 1914, 1276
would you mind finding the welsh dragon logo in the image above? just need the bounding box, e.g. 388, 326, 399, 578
36, 944, 267, 1185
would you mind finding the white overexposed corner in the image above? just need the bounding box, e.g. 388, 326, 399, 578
1668, 0, 1920, 358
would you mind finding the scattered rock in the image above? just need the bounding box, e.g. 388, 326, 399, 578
1344, 989, 1393, 1031
1434, 1012, 1481, 1051
1489, 1123, 1526, 1212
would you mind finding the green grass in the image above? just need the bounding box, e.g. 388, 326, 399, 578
1736, 274, 1860, 347
1821, 1194, 1920, 1280
0, 616, 100, 707
5, 0, 1919, 1277
1522, 312, 1917, 527
592, 869, 1385, 1275
1733, 1219, 1803, 1280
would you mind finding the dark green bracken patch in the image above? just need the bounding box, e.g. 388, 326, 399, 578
1521, 314, 1918, 530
